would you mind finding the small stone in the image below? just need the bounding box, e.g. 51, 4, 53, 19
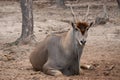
103, 71, 110, 76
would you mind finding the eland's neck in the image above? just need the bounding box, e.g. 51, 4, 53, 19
62, 28, 75, 51
61, 27, 84, 53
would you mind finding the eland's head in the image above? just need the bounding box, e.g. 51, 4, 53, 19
71, 21, 93, 46
70, 5, 93, 46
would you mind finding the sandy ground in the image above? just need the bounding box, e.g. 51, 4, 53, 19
0, 0, 120, 80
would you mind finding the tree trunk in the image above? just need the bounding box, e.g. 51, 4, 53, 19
15, 0, 35, 45
56, 0, 65, 8
117, 0, 120, 8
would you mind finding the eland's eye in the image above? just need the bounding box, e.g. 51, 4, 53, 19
86, 28, 89, 31
75, 28, 78, 31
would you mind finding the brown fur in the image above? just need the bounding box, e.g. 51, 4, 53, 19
76, 22, 89, 35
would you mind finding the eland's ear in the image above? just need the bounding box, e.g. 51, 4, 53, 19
86, 22, 94, 30
71, 22, 76, 29
89, 22, 94, 27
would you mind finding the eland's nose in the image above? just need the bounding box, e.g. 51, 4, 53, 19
80, 40, 86, 45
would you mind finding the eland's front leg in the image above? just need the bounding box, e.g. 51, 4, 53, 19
43, 63, 63, 76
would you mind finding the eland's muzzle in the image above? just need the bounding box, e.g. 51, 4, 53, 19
80, 40, 86, 45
